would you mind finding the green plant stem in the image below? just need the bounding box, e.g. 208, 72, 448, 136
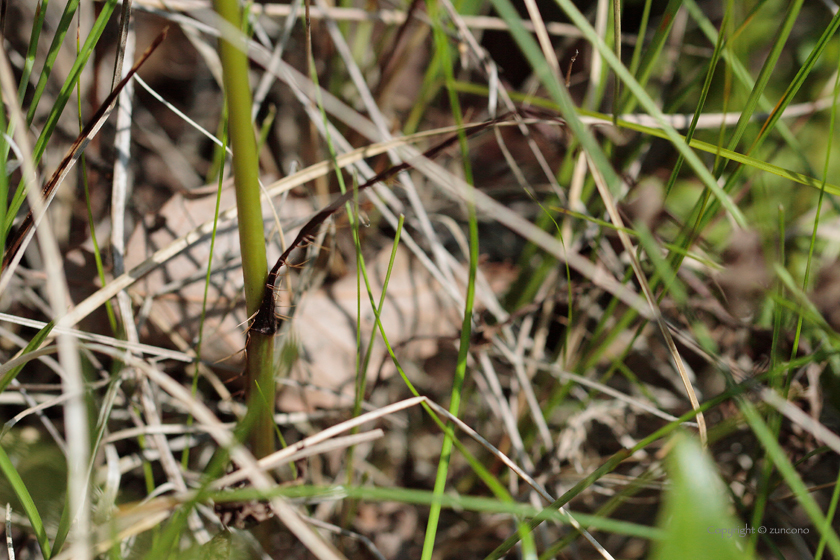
245, 333, 276, 459
421, 2, 484, 558
213, 0, 275, 458
184, 117, 230, 469
75, 28, 118, 337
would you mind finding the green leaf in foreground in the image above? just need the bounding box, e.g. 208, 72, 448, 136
651, 434, 751, 560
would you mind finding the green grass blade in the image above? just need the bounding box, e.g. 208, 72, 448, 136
579, 111, 840, 195
746, 6, 840, 156
677, 0, 839, 245
450, 83, 840, 195
5, 0, 118, 237
486, 383, 748, 559
23, 0, 80, 125
791, 54, 840, 362
183, 117, 229, 469
714, 0, 804, 175
626, 0, 653, 78
0, 445, 51, 558
353, 215, 405, 415
75, 37, 119, 336
634, 222, 687, 305
0, 321, 55, 394
355, 226, 540, 556
50, 373, 125, 557
214, 484, 664, 540
617, 0, 681, 114
15, 0, 50, 103
421, 1, 485, 557
740, 399, 840, 557
662, 5, 731, 199
815, 469, 840, 560
650, 434, 751, 560
488, 0, 747, 226
681, 0, 803, 163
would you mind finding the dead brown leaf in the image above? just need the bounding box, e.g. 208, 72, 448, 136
124, 188, 460, 410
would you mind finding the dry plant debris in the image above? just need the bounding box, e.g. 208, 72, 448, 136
1, 1, 840, 559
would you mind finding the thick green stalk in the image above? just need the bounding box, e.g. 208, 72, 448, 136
213, 0, 275, 458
